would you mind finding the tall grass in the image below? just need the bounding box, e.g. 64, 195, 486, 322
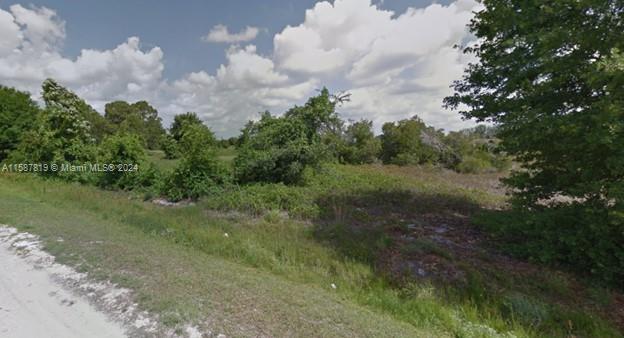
2, 169, 619, 337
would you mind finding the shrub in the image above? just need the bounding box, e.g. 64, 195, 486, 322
160, 134, 180, 159
234, 113, 322, 184
97, 133, 151, 189
162, 124, 230, 200
477, 202, 624, 287
340, 119, 381, 164
380, 116, 439, 165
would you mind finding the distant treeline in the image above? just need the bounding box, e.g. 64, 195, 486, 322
0, 80, 509, 198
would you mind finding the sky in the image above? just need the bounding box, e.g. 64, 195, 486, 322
0, 0, 480, 137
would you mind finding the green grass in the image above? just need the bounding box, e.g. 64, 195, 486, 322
0, 166, 620, 337
215, 146, 237, 163
146, 150, 179, 173
146, 146, 236, 174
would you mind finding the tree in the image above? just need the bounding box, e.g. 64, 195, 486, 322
169, 112, 204, 142
235, 112, 322, 184
284, 87, 343, 142
444, 1, 624, 283
42, 79, 111, 142
162, 123, 229, 200
380, 116, 438, 165
97, 133, 148, 189
10, 79, 98, 182
340, 119, 381, 164
104, 100, 166, 149
0, 86, 40, 161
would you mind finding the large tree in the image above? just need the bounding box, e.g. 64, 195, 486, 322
0, 86, 40, 161
104, 100, 166, 149
11, 79, 98, 182
42, 79, 111, 142
445, 0, 623, 207
445, 1, 624, 282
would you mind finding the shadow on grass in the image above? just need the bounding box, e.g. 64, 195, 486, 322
312, 188, 482, 267
310, 189, 624, 337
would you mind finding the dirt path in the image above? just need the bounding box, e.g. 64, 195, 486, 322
0, 228, 126, 338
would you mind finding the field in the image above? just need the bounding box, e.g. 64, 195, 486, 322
0, 164, 621, 337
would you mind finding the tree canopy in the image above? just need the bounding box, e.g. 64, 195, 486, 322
104, 100, 166, 149
0, 86, 40, 161
445, 0, 624, 207
445, 0, 624, 283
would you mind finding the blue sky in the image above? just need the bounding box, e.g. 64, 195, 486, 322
0, 0, 476, 136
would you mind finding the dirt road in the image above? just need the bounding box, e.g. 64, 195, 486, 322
0, 228, 126, 338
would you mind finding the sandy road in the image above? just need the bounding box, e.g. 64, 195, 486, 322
0, 231, 126, 338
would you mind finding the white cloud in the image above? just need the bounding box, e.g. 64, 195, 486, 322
273, 0, 480, 132
166, 45, 317, 135
0, 0, 480, 137
0, 8, 22, 56
0, 5, 164, 112
202, 24, 259, 43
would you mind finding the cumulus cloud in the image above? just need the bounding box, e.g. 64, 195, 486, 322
202, 24, 259, 43
0, 5, 164, 112
165, 44, 317, 135
0, 0, 480, 136
273, 0, 481, 132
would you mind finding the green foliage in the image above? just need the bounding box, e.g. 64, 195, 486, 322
477, 203, 624, 286
104, 100, 166, 149
162, 124, 229, 201
97, 133, 159, 190
339, 119, 381, 164
42, 79, 111, 142
234, 112, 322, 184
169, 112, 204, 142
162, 112, 208, 161
160, 134, 180, 159
444, 127, 510, 174
0, 86, 40, 162
9, 80, 98, 182
445, 1, 624, 284
380, 116, 439, 165
284, 87, 342, 142
445, 1, 624, 205
235, 88, 340, 185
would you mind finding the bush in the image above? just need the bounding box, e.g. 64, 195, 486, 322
235, 113, 323, 184
97, 133, 152, 189
380, 116, 439, 165
340, 119, 381, 164
160, 134, 180, 159
456, 156, 491, 174
477, 202, 624, 287
444, 127, 510, 174
162, 124, 230, 200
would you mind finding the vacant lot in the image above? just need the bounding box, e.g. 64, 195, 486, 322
0, 165, 621, 337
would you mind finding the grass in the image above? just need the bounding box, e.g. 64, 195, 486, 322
146, 150, 178, 173
0, 165, 621, 337
146, 146, 236, 173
